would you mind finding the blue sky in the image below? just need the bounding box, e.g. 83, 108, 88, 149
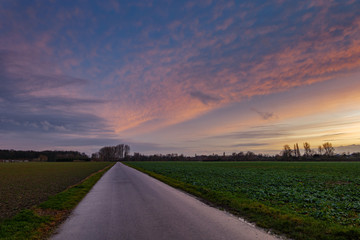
1, 0, 360, 155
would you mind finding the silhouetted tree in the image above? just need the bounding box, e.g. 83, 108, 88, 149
318, 145, 323, 155
0, 150, 89, 162
99, 146, 116, 161
115, 144, 124, 159
303, 142, 312, 157
323, 142, 335, 156
95, 144, 131, 161
282, 145, 292, 158
124, 145, 130, 157
245, 151, 256, 160
294, 143, 301, 157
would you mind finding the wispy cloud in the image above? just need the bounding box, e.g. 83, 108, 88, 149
336, 144, 360, 153
1, 0, 360, 154
0, 49, 109, 143
190, 91, 222, 105
231, 143, 268, 148
96, 0, 360, 135
251, 108, 276, 120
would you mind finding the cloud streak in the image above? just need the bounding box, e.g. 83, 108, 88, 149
190, 91, 222, 105
251, 108, 276, 120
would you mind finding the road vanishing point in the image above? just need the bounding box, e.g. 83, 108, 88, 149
52, 162, 280, 240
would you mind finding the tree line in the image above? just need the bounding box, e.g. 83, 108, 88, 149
127, 142, 360, 162
0, 143, 131, 162
0, 150, 89, 162
281, 142, 335, 158
3, 142, 359, 162
91, 144, 130, 161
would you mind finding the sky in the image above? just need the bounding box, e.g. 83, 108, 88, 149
1, 0, 360, 156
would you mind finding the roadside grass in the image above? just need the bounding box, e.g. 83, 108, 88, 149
0, 162, 115, 240
124, 162, 360, 240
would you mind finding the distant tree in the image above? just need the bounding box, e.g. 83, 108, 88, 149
95, 144, 130, 161
245, 151, 255, 160
318, 145, 323, 155
303, 142, 312, 157
0, 149, 88, 162
282, 145, 292, 158
294, 143, 301, 157
124, 145, 130, 157
91, 152, 99, 161
352, 152, 360, 158
237, 152, 244, 157
115, 144, 124, 159
323, 142, 335, 156
99, 146, 116, 161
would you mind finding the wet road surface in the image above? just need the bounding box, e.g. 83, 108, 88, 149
51, 162, 280, 240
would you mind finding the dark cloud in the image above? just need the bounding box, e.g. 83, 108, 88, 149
0, 111, 108, 134
321, 133, 345, 142
320, 133, 344, 138
336, 144, 360, 154
20, 96, 106, 109
0, 50, 109, 136
0, 50, 87, 100
190, 91, 221, 105
231, 143, 268, 147
251, 108, 276, 120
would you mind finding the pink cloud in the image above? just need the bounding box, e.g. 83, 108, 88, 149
216, 17, 234, 31
3, 0, 360, 145
103, 10, 360, 136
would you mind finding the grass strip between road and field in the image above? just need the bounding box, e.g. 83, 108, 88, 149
0, 162, 115, 240
125, 163, 360, 240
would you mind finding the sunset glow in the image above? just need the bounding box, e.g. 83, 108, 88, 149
1, 0, 360, 155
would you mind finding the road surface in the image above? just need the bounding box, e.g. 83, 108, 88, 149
52, 162, 280, 240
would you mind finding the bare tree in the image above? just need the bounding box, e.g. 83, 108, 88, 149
323, 142, 335, 156
303, 142, 312, 157
245, 151, 255, 160
318, 145, 323, 155
99, 146, 117, 161
282, 145, 292, 158
91, 152, 100, 161
115, 144, 124, 159
124, 145, 130, 158
294, 143, 301, 157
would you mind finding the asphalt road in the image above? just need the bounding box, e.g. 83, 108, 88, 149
51, 162, 280, 240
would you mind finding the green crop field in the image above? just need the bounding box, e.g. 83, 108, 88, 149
0, 162, 111, 221
125, 161, 360, 240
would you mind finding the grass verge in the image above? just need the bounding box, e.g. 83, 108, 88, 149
0, 163, 115, 240
124, 163, 360, 240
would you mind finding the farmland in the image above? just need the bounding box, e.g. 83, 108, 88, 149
125, 161, 360, 240
0, 162, 111, 221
